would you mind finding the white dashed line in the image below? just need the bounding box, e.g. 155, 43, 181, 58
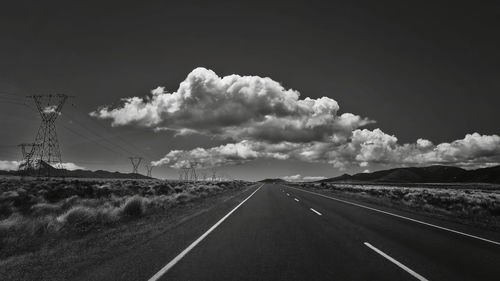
364, 242, 428, 281
285, 185, 500, 246
294, 198, 300, 202
310, 208, 322, 216
286, 193, 290, 196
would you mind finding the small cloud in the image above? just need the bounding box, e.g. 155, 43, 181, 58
281, 174, 326, 182
0, 160, 20, 171
43, 105, 59, 114
282, 174, 302, 181
302, 176, 327, 181
59, 162, 85, 170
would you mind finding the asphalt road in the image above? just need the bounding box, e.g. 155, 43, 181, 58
149, 183, 500, 281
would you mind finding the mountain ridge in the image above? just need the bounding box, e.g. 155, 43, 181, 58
318, 165, 500, 184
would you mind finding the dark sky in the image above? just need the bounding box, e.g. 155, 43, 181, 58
1, 0, 499, 180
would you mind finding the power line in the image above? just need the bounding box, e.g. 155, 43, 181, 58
67, 105, 158, 160
61, 111, 137, 156
59, 122, 127, 157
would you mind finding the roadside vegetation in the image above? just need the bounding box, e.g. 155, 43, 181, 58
294, 182, 500, 230
0, 178, 251, 260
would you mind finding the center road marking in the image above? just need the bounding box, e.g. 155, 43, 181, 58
294, 198, 300, 202
364, 242, 428, 281
285, 185, 500, 246
148, 184, 264, 281
310, 208, 322, 216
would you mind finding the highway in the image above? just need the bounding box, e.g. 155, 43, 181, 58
80, 183, 500, 281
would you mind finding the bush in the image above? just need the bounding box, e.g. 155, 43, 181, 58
121, 196, 146, 217
58, 206, 97, 230
96, 205, 121, 224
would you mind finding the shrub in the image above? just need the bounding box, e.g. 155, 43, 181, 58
58, 206, 97, 230
96, 205, 121, 224
121, 196, 146, 217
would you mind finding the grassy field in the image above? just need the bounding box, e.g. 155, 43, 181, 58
0, 177, 252, 260
293, 182, 500, 230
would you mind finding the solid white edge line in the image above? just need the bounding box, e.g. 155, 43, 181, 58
294, 198, 300, 202
285, 185, 500, 246
310, 208, 322, 216
148, 184, 264, 281
364, 242, 428, 281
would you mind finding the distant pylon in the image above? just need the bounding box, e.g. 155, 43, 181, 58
25, 94, 71, 176
189, 162, 197, 182
145, 164, 153, 177
129, 157, 143, 174
211, 168, 217, 182
181, 167, 190, 182
189, 167, 197, 182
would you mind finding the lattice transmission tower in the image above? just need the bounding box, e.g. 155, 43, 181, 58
180, 167, 190, 182
145, 164, 153, 177
211, 168, 217, 182
23, 94, 71, 175
189, 166, 197, 182
129, 157, 143, 174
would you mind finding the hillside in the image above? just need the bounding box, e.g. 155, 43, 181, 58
319, 165, 500, 184
0, 161, 152, 180
259, 178, 288, 183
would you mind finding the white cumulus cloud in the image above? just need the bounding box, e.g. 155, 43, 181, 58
92, 67, 372, 143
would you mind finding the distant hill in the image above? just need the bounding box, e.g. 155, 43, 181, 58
259, 178, 288, 183
0, 161, 153, 180
319, 165, 500, 184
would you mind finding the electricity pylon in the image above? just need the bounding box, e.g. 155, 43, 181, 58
211, 168, 217, 182
25, 94, 70, 176
189, 166, 197, 182
145, 164, 153, 177
181, 167, 190, 182
129, 157, 143, 174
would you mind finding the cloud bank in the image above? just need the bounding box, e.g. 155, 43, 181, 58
92, 67, 500, 170
151, 131, 500, 169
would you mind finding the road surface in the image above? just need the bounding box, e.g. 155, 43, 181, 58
81, 183, 500, 281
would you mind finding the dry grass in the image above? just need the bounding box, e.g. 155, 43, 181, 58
0, 178, 251, 260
